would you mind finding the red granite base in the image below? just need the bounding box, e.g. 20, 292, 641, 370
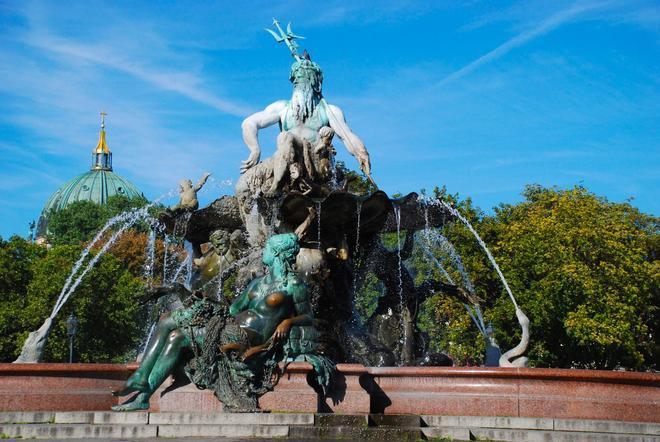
368, 367, 660, 422
1, 363, 658, 422
0, 363, 132, 411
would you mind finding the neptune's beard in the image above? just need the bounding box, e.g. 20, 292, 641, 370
291, 81, 317, 124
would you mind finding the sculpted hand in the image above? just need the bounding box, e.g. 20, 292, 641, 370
271, 319, 292, 343
359, 156, 371, 176
240, 151, 260, 174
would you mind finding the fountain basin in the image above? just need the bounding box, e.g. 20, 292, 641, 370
1, 363, 657, 423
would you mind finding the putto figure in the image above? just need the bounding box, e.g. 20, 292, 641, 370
240, 28, 373, 196
169, 172, 211, 213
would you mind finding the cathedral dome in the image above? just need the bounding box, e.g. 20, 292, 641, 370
40, 169, 144, 213
36, 114, 145, 237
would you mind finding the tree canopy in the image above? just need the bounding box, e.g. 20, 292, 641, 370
486, 185, 658, 369
46, 195, 148, 246
416, 185, 658, 370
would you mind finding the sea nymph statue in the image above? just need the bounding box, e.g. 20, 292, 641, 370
113, 216, 333, 411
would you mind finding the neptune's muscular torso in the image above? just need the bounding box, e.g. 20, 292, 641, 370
280, 99, 330, 144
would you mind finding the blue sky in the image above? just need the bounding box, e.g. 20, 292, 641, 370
0, 0, 658, 238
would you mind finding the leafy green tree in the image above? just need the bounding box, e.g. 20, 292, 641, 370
487, 185, 658, 369
335, 161, 377, 195
47, 195, 148, 246
13, 244, 146, 363
46, 200, 107, 246
421, 185, 658, 370
0, 236, 46, 361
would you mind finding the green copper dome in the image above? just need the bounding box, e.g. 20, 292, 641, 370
36, 114, 145, 236
40, 169, 144, 213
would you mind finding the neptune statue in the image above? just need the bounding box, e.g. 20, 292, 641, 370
239, 20, 373, 196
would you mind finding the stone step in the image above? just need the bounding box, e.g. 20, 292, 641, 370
421, 426, 472, 440
93, 411, 150, 425
469, 427, 660, 442
53, 411, 149, 424
156, 423, 289, 438
46, 410, 313, 426
423, 415, 660, 436
553, 418, 660, 436
314, 413, 368, 427
150, 411, 313, 425
2, 412, 657, 441
0, 411, 55, 424
289, 425, 421, 441
423, 414, 554, 430
368, 413, 420, 427
0, 423, 157, 439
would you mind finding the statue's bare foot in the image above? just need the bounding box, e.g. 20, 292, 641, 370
111, 400, 149, 412
112, 381, 149, 397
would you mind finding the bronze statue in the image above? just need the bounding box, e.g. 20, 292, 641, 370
112, 231, 330, 412
192, 229, 243, 285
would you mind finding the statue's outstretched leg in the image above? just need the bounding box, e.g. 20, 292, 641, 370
113, 317, 178, 397
146, 329, 191, 392
266, 132, 297, 197
112, 329, 191, 412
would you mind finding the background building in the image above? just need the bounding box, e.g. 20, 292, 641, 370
35, 114, 144, 241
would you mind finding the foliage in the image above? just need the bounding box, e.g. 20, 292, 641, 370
335, 161, 377, 195
46, 195, 148, 246
420, 185, 658, 370
13, 244, 146, 363
487, 185, 658, 369
354, 272, 383, 323
46, 200, 106, 246
0, 236, 46, 360
1, 195, 171, 363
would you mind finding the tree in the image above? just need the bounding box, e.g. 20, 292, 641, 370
13, 244, 147, 363
47, 195, 148, 246
335, 161, 377, 195
421, 185, 658, 370
46, 200, 107, 246
0, 236, 46, 361
487, 185, 658, 369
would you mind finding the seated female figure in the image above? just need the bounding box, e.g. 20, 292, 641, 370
112, 233, 310, 411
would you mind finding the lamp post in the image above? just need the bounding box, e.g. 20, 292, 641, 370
66, 314, 79, 363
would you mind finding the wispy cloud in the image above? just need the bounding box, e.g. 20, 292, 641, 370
437, 2, 605, 87
24, 33, 251, 118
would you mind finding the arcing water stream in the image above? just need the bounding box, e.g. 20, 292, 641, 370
437, 200, 519, 310
51, 206, 155, 318
420, 197, 529, 366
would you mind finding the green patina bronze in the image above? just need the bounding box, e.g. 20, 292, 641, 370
112, 233, 333, 412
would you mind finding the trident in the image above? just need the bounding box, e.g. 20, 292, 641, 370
265, 18, 305, 61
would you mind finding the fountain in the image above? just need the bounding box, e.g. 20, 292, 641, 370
104, 18, 533, 410
5, 19, 658, 429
